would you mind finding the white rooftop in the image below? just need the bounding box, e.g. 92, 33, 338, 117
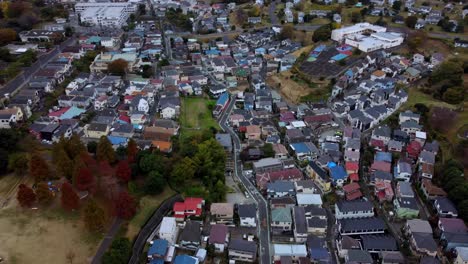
273, 244, 307, 256
296, 193, 323, 206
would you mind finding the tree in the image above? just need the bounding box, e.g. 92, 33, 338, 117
448, 183, 468, 204
61, 182, 80, 211
114, 191, 137, 220
430, 59, 464, 86
115, 160, 131, 183
392, 0, 402, 11
102, 238, 131, 264
458, 200, 468, 222
97, 136, 116, 163
65, 134, 86, 159
75, 167, 95, 192
87, 141, 97, 154
55, 148, 74, 180
210, 180, 226, 202
170, 157, 196, 189
17, 184, 36, 208
107, 59, 128, 76
29, 153, 50, 182
279, 24, 294, 40
139, 153, 165, 174
443, 87, 465, 104
126, 139, 138, 164
0, 28, 17, 46
36, 182, 54, 204
157, 58, 170, 68
235, 9, 248, 25
249, 5, 261, 17
8, 153, 29, 176
144, 171, 166, 195
406, 31, 427, 51
312, 24, 332, 42
261, 143, 275, 158
405, 15, 418, 28
83, 199, 106, 232
351, 11, 362, 23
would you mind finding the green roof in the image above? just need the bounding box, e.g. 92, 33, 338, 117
271, 208, 292, 222
236, 68, 248, 77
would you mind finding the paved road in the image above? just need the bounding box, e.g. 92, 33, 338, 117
218, 98, 272, 264
269, 1, 280, 26
91, 218, 124, 264
0, 36, 76, 99
128, 194, 183, 264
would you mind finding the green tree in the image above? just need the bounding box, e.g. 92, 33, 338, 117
102, 238, 131, 264
351, 11, 361, 23
97, 136, 116, 163
405, 15, 418, 28
430, 59, 464, 86
457, 200, 468, 222
312, 24, 332, 42
448, 183, 468, 204
139, 152, 165, 174
83, 199, 106, 232
392, 0, 402, 11
210, 180, 226, 202
170, 157, 196, 189
8, 153, 29, 176
87, 141, 98, 154
144, 171, 166, 195
279, 24, 294, 40
261, 143, 275, 158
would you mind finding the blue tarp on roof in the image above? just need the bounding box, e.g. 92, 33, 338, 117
59, 106, 86, 120
327, 162, 337, 168
174, 255, 198, 264
216, 92, 229, 106
148, 239, 169, 257
107, 136, 128, 146
331, 53, 348, 61
375, 151, 392, 163
330, 165, 347, 181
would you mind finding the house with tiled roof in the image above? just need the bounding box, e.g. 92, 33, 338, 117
173, 197, 204, 221
209, 224, 229, 252
271, 207, 292, 233
420, 179, 447, 200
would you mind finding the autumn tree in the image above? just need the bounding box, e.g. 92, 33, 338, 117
55, 147, 74, 180
99, 160, 114, 178
36, 182, 54, 205
126, 139, 138, 164
76, 167, 95, 192
8, 153, 29, 176
17, 184, 36, 207
97, 136, 116, 163
29, 152, 50, 182
61, 182, 80, 211
114, 191, 137, 220
249, 5, 261, 17
279, 24, 294, 40
115, 160, 131, 183
0, 28, 17, 46
107, 59, 128, 76
83, 199, 106, 232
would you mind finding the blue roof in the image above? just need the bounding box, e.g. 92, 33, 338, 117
174, 255, 198, 264
314, 45, 326, 52
310, 248, 331, 261
107, 136, 128, 146
331, 53, 348, 61
148, 239, 169, 257
330, 165, 347, 180
205, 49, 220, 55
150, 259, 164, 264
87, 36, 101, 43
345, 69, 354, 77
60, 106, 86, 120
290, 143, 310, 154
216, 92, 229, 106
327, 162, 337, 168
375, 151, 392, 163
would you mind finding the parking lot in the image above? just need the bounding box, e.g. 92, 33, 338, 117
299, 45, 362, 78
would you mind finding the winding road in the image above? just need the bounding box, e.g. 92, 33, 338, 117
218, 97, 272, 264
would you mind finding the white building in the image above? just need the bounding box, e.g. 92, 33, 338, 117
158, 217, 177, 244
75, 2, 136, 27
331, 23, 404, 52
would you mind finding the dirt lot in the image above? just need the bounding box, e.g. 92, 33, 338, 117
266, 70, 328, 103
0, 208, 99, 264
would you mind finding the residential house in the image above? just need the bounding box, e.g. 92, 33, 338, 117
272, 244, 307, 261
273, 144, 289, 159
335, 200, 374, 219
421, 179, 447, 200
338, 217, 386, 235
173, 197, 204, 221
228, 239, 257, 262
394, 197, 419, 219
148, 239, 169, 260
343, 182, 363, 201
344, 250, 373, 264
337, 236, 361, 258
361, 235, 398, 253
253, 158, 284, 173
271, 207, 293, 233
438, 218, 468, 250
209, 224, 229, 252
434, 197, 458, 218
294, 180, 317, 194
238, 204, 257, 227
256, 168, 303, 191
267, 181, 295, 199
296, 194, 322, 207
210, 203, 234, 224
293, 206, 308, 243
159, 217, 177, 244
306, 161, 331, 193
394, 160, 412, 182
84, 123, 109, 138
179, 221, 202, 250
405, 219, 438, 257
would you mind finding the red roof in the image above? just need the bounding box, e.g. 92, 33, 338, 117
349, 173, 359, 181
371, 161, 391, 173
119, 115, 130, 123
304, 114, 332, 124
173, 197, 204, 218
370, 139, 386, 149
173, 202, 185, 212
49, 107, 70, 118
407, 141, 422, 158
346, 189, 363, 200
343, 182, 360, 193
345, 162, 359, 172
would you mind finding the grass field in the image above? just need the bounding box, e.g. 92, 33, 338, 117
402, 88, 457, 111
179, 97, 219, 138
0, 208, 100, 264
126, 187, 176, 240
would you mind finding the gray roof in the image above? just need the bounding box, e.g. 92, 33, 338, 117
238, 204, 256, 218
373, 125, 391, 138
406, 219, 432, 233
400, 120, 422, 129
346, 250, 373, 263
229, 239, 257, 254
420, 256, 441, 264
397, 181, 414, 197
423, 141, 439, 153
336, 200, 373, 213
88, 122, 108, 132
419, 150, 435, 164
413, 232, 438, 252
180, 220, 201, 243
307, 217, 327, 229
267, 181, 295, 193
397, 161, 412, 174
345, 138, 361, 150
397, 197, 419, 210
435, 197, 458, 214
295, 180, 316, 190
373, 170, 393, 181
361, 234, 398, 251
294, 206, 307, 233
339, 217, 386, 233
388, 139, 403, 150
380, 251, 405, 263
